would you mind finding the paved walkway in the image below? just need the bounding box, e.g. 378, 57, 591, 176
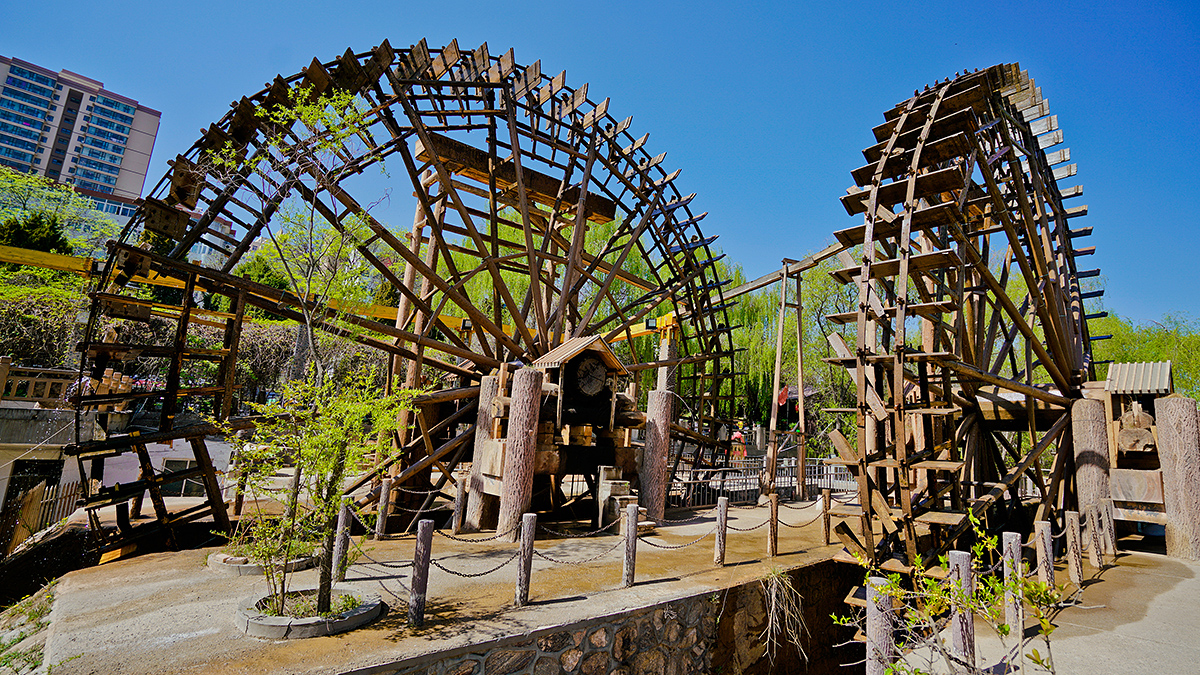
41, 499, 835, 675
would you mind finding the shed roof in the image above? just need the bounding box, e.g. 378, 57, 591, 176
532, 335, 629, 376
1105, 361, 1173, 395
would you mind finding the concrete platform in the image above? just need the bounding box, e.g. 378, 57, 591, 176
40, 500, 837, 674
976, 546, 1200, 674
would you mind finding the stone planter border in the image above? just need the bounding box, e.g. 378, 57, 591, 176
207, 552, 317, 576
235, 587, 384, 639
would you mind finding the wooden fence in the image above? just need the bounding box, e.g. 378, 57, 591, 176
0, 480, 83, 556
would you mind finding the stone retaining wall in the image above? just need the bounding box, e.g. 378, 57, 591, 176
362, 559, 861, 675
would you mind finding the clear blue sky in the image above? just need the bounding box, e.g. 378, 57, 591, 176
6, 0, 1197, 324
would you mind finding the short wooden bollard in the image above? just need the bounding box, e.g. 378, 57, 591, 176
768, 493, 779, 557
332, 497, 352, 582
821, 488, 831, 545
409, 519, 434, 627
1085, 504, 1103, 568
1035, 520, 1054, 585
1102, 498, 1118, 556
1066, 510, 1084, 585
714, 496, 728, 566
1003, 531, 1023, 632
375, 477, 392, 540
498, 369, 544, 543
949, 550, 976, 669
452, 479, 466, 535
623, 503, 638, 588
515, 513, 536, 607
866, 576, 894, 675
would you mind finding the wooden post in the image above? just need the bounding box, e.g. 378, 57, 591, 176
452, 478, 466, 535
1003, 531, 1023, 632
641, 390, 672, 523
949, 550, 976, 669
765, 262, 788, 495
1086, 504, 1103, 568
498, 368, 543, 543
465, 375, 500, 533
375, 477, 392, 540
715, 496, 728, 566
1065, 510, 1084, 585
1154, 397, 1200, 560
409, 519, 434, 627
1072, 398, 1111, 524
623, 503, 638, 588
768, 493, 779, 556
656, 330, 677, 393
866, 576, 894, 675
332, 497, 352, 582
1102, 497, 1118, 556
822, 488, 832, 545
792, 269, 807, 501
1035, 520, 1054, 585
516, 512, 536, 607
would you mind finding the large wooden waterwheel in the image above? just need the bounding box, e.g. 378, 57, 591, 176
823, 64, 1098, 571
70, 39, 737, 548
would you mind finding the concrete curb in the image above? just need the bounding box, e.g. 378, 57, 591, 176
207, 552, 317, 576
235, 588, 383, 639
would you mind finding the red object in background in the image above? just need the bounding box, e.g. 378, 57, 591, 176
777, 385, 788, 407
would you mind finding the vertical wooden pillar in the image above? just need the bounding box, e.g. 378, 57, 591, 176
1003, 531, 1023, 632
1066, 510, 1084, 585
821, 488, 832, 545
375, 477, 392, 540
641, 390, 672, 523
409, 519, 433, 627
656, 329, 677, 393
464, 376, 500, 532
792, 269, 807, 500
1072, 398, 1111, 517
765, 262, 788, 496
866, 576, 894, 675
623, 503, 638, 588
1154, 397, 1200, 560
188, 438, 230, 533
949, 550, 976, 669
768, 493, 779, 556
516, 513, 537, 607
1035, 520, 1054, 585
498, 368, 543, 543
714, 496, 728, 566
1085, 504, 1103, 567
452, 478, 466, 535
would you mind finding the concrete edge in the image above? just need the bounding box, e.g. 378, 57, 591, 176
207, 553, 317, 576
236, 588, 383, 640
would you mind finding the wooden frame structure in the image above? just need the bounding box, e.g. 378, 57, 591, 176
822, 64, 1098, 571
68, 39, 738, 547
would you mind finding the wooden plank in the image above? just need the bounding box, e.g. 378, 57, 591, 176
831, 249, 962, 284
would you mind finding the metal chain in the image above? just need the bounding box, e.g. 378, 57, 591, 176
434, 523, 520, 543
973, 557, 1005, 575
430, 549, 521, 578
638, 527, 716, 549
779, 510, 824, 529
537, 518, 621, 538
394, 503, 453, 514
533, 537, 626, 565
394, 485, 441, 495
780, 501, 818, 511
727, 519, 770, 532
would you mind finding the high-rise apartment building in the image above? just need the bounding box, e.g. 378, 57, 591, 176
0, 56, 160, 212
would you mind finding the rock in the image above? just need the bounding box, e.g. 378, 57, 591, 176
653, 609, 665, 631
484, 649, 535, 675
446, 659, 480, 675
632, 650, 665, 675
560, 649, 582, 671
665, 620, 681, 644
612, 624, 638, 661
681, 627, 698, 648
588, 627, 609, 648
571, 630, 585, 647
533, 656, 559, 675
537, 631, 573, 653
580, 652, 610, 675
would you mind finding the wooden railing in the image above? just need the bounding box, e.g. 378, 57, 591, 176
0, 480, 84, 556
0, 357, 131, 409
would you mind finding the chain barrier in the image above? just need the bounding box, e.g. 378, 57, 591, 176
394, 485, 442, 495
779, 510, 824, 529
973, 557, 1006, 575
780, 500, 819, 511
433, 523, 520, 543
394, 503, 453, 514
430, 549, 522, 578
727, 519, 770, 532
533, 537, 626, 565
1051, 528, 1068, 540
638, 527, 716, 549
536, 518, 621, 538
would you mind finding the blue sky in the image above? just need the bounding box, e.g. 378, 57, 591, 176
5, 0, 1197, 323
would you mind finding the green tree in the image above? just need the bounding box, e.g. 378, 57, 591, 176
0, 166, 118, 257
0, 212, 72, 255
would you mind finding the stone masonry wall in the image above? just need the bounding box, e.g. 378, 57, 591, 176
381, 596, 718, 675
367, 558, 860, 675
